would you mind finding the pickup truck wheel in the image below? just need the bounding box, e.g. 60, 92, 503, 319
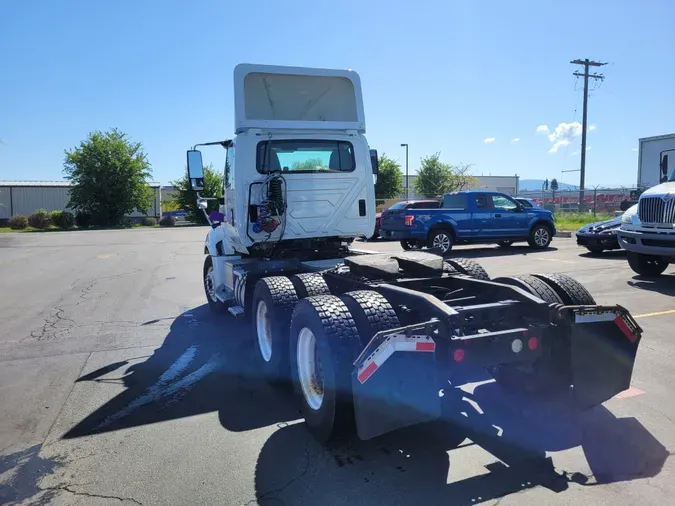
289, 295, 363, 442
340, 290, 400, 345
528, 224, 553, 249
203, 255, 228, 313
400, 240, 420, 251
428, 230, 453, 255
445, 258, 490, 280
532, 273, 596, 305
252, 277, 299, 383
626, 252, 669, 277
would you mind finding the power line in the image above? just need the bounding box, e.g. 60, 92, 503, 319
570, 58, 606, 211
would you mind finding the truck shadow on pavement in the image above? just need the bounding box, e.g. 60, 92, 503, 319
253, 380, 669, 506
448, 245, 560, 260
62, 305, 668, 506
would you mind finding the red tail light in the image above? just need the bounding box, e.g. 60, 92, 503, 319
453, 349, 465, 362
528, 337, 539, 350
404, 215, 414, 226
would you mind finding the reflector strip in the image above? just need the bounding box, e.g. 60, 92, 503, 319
575, 312, 616, 323
356, 335, 436, 384
357, 361, 378, 384
614, 315, 636, 342
416, 342, 436, 352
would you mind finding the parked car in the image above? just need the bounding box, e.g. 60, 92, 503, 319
576, 216, 622, 254
515, 197, 538, 208
379, 191, 556, 254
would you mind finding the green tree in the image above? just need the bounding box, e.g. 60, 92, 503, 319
63, 129, 154, 226
374, 154, 403, 199
550, 178, 559, 201
413, 153, 477, 198
292, 158, 327, 171
170, 163, 223, 224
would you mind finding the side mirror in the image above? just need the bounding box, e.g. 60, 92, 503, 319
661, 154, 669, 183
187, 150, 205, 191
369, 149, 379, 175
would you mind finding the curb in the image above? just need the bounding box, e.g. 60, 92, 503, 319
556, 231, 573, 238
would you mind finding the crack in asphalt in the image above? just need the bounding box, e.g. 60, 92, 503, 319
41, 483, 143, 504
243, 438, 313, 506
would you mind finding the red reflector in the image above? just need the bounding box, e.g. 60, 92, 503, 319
453, 349, 465, 362
416, 341, 435, 352
613, 316, 636, 342
357, 361, 378, 384
528, 337, 539, 350
404, 215, 414, 226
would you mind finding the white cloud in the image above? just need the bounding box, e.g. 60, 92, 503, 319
631, 148, 638, 152
511, 138, 520, 142
547, 121, 584, 153
536, 125, 550, 134
483, 137, 496, 143
589, 124, 597, 131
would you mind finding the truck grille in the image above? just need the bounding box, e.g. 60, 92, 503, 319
639, 197, 675, 224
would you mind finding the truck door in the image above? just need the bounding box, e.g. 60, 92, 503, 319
490, 194, 527, 237
471, 194, 495, 238
225, 144, 236, 226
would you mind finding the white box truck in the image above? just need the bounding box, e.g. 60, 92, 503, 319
637, 133, 675, 189
184, 63, 643, 443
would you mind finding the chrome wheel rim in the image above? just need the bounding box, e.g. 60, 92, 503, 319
205, 266, 217, 302
256, 300, 273, 363
534, 228, 549, 247
297, 327, 324, 411
433, 233, 451, 252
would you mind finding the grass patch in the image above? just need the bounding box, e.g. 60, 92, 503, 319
0, 224, 160, 233
555, 212, 617, 231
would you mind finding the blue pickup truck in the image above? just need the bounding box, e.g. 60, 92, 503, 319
380, 191, 556, 254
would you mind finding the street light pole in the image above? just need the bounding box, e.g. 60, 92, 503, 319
401, 143, 409, 200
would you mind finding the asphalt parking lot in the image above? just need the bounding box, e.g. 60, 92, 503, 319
1, 228, 675, 506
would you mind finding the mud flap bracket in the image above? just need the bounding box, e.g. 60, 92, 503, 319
352, 321, 441, 440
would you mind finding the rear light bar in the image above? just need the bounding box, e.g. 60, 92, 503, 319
404, 215, 414, 226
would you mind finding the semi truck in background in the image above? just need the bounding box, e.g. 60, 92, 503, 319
618, 149, 675, 275
620, 134, 675, 211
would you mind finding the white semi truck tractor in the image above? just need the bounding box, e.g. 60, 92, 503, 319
618, 151, 675, 276
185, 63, 643, 443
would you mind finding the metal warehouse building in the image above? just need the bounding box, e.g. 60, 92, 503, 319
0, 181, 162, 223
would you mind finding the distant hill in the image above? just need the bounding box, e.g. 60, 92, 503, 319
519, 179, 579, 191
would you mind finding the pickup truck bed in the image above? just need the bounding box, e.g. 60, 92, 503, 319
380, 191, 556, 254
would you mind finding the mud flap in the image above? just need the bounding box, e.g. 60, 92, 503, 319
569, 306, 642, 409
352, 324, 441, 440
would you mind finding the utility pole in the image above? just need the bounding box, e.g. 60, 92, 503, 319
571, 58, 606, 211
401, 143, 409, 200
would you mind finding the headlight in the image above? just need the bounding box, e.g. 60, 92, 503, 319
621, 204, 639, 224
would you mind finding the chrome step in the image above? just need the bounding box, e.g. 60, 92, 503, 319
228, 305, 245, 316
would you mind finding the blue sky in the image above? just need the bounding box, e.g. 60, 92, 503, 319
1, 0, 674, 187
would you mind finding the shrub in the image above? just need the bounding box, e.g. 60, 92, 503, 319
75, 212, 92, 229
28, 209, 51, 229
141, 217, 157, 227
119, 217, 134, 228
9, 215, 28, 230
159, 215, 176, 227
50, 211, 75, 229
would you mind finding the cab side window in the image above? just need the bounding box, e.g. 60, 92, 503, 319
491, 195, 518, 211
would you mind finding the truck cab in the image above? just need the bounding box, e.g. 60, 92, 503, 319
618, 151, 675, 275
